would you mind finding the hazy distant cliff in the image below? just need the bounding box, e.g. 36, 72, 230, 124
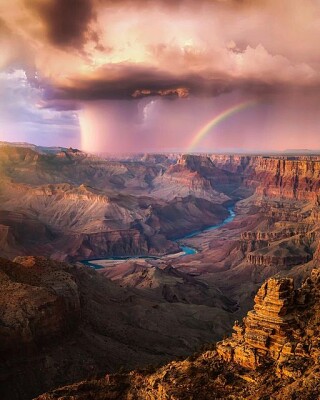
211, 154, 320, 201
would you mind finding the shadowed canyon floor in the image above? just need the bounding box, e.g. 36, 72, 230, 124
0, 256, 237, 400
1, 144, 320, 398
36, 270, 320, 400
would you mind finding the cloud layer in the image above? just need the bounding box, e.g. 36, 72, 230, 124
2, 0, 320, 102
0, 0, 320, 151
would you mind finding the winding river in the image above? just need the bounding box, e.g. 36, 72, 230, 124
174, 204, 236, 255
83, 204, 236, 269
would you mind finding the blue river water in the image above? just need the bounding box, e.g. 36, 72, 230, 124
179, 206, 236, 239
83, 204, 236, 269
176, 205, 236, 254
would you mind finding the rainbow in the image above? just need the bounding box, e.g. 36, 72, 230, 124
187, 100, 259, 152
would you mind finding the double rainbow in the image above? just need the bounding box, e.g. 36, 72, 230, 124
187, 100, 259, 152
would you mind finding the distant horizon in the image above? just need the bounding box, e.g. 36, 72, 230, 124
2, 140, 320, 157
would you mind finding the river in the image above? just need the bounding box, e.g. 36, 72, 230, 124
82, 204, 236, 269
175, 205, 236, 255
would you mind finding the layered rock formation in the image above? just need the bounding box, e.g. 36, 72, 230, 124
245, 251, 312, 268
100, 261, 238, 310
217, 277, 297, 369
36, 271, 320, 399
216, 270, 320, 382
151, 154, 231, 202
248, 157, 320, 202
211, 154, 320, 202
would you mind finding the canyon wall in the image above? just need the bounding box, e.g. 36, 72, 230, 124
211, 154, 320, 202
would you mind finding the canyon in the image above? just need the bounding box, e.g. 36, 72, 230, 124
36, 269, 320, 399
0, 256, 237, 400
0, 143, 320, 399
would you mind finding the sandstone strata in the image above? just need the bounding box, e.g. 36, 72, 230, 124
217, 272, 320, 379
212, 154, 320, 202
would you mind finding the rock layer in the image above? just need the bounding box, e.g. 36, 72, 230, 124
212, 154, 320, 202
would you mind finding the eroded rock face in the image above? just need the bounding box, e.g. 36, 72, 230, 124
211, 154, 320, 202
245, 253, 312, 267
248, 158, 320, 202
216, 273, 318, 374
0, 257, 81, 354
151, 154, 230, 203
314, 241, 320, 263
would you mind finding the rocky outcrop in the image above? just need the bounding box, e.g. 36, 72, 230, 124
151, 154, 234, 202
0, 224, 16, 252
0, 257, 80, 354
241, 225, 314, 242
247, 157, 320, 201
217, 277, 297, 368
152, 165, 227, 202
216, 272, 320, 376
101, 262, 238, 310
36, 271, 320, 400
145, 195, 229, 239
54, 229, 179, 261
313, 239, 320, 262
254, 201, 313, 222
253, 158, 320, 202
0, 210, 55, 259
239, 222, 316, 268
211, 154, 253, 173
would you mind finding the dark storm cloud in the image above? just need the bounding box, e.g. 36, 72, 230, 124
42, 60, 318, 110
25, 0, 96, 48
42, 63, 235, 106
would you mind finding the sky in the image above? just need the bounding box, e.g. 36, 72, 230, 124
0, 0, 320, 153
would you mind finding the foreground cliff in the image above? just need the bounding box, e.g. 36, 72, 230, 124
37, 270, 320, 399
0, 257, 236, 400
